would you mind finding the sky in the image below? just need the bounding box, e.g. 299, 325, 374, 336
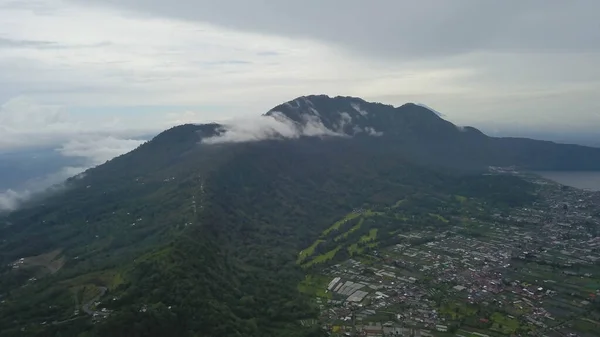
0, 0, 600, 208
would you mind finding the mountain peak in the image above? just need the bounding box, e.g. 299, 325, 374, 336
264, 94, 451, 138
415, 103, 446, 118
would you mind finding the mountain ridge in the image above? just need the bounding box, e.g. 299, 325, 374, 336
187, 94, 600, 171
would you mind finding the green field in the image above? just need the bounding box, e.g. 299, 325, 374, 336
360, 228, 378, 243
490, 312, 520, 334
298, 274, 332, 299
322, 212, 361, 236
303, 246, 341, 268
429, 213, 449, 223
335, 218, 364, 241
455, 195, 467, 203
297, 239, 325, 264
347, 243, 363, 256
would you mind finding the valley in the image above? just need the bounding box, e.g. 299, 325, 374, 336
301, 173, 600, 337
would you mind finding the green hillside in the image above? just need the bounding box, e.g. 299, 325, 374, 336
0, 94, 581, 336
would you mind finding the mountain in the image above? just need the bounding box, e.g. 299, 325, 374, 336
264, 95, 600, 171
0, 95, 597, 337
415, 103, 445, 117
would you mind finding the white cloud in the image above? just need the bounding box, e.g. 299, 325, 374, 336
0, 0, 596, 135
0, 0, 597, 163
364, 127, 383, 137
0, 96, 148, 211
57, 136, 144, 165
0, 166, 82, 212
201, 111, 346, 144
351, 103, 368, 117
0, 189, 28, 212
0, 96, 201, 151
0, 0, 344, 108
335, 112, 352, 131
0, 136, 143, 211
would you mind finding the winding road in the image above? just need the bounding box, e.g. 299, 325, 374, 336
82, 286, 108, 316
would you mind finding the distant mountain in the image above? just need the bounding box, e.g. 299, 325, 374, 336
263, 95, 600, 171
0, 95, 599, 337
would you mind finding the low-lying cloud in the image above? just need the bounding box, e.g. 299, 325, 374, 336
0, 97, 143, 211
0, 95, 202, 212
0, 166, 84, 212
0, 137, 142, 212
58, 136, 144, 166
201, 111, 347, 144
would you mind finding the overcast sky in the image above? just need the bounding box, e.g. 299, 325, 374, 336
1, 0, 599, 154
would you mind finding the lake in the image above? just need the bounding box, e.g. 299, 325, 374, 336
535, 171, 600, 191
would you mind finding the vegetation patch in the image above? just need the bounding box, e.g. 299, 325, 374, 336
297, 275, 332, 299
303, 246, 341, 268
392, 199, 405, 208
297, 239, 325, 264
61, 269, 124, 290
334, 217, 364, 241
347, 243, 363, 256
455, 195, 467, 203
322, 212, 361, 236
429, 213, 449, 223
490, 312, 520, 334
18, 249, 65, 275
359, 228, 378, 243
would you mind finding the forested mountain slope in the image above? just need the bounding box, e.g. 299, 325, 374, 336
0, 95, 596, 336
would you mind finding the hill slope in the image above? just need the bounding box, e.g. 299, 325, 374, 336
0, 95, 598, 336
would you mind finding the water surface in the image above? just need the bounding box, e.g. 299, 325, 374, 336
535, 171, 600, 191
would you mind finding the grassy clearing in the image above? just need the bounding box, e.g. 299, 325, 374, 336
429, 213, 449, 223
573, 318, 600, 335
335, 218, 364, 241
74, 284, 102, 305
347, 243, 363, 256
20, 249, 65, 274
298, 275, 332, 299
303, 246, 341, 268
364, 210, 384, 217
455, 195, 467, 203
394, 214, 408, 221
322, 212, 361, 236
360, 228, 378, 243
490, 312, 520, 334
61, 269, 124, 290
297, 239, 325, 264
439, 302, 478, 320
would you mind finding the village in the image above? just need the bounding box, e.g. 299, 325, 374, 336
313, 176, 600, 337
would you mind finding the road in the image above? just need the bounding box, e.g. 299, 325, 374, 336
82, 286, 108, 316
